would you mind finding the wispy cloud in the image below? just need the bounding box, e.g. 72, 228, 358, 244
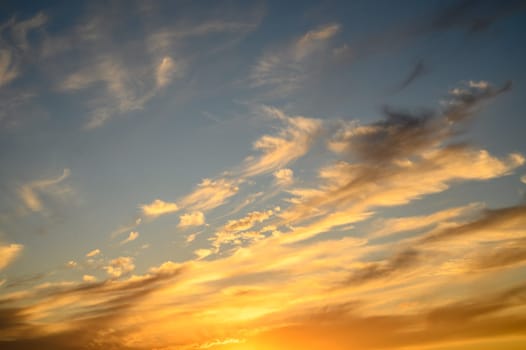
0, 243, 23, 270
155, 56, 178, 88
242, 106, 321, 177
392, 59, 428, 92
120, 231, 139, 245
212, 209, 275, 249
251, 23, 342, 94
179, 178, 239, 212
85, 248, 101, 258
0, 12, 47, 87
17, 168, 72, 213
369, 203, 483, 239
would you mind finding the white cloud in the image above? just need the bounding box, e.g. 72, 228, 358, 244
86, 248, 101, 258
103, 256, 135, 278
179, 211, 206, 227
141, 199, 179, 217
0, 243, 23, 270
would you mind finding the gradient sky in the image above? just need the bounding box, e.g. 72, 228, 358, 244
1, 1, 526, 349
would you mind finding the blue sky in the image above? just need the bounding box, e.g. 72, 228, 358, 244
1, 1, 526, 349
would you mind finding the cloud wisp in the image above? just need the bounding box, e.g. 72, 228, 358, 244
17, 168, 72, 214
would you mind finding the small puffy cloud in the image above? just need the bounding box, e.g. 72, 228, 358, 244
223, 210, 274, 233
18, 168, 71, 212
211, 210, 274, 249
120, 231, 139, 245
274, 168, 294, 186
104, 256, 135, 278
0, 243, 23, 270
86, 248, 101, 258
179, 211, 205, 227
156, 56, 178, 88
66, 260, 78, 268
468, 80, 489, 89
141, 199, 179, 218
83, 274, 96, 282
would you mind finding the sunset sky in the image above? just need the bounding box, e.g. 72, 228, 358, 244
1, 1, 526, 349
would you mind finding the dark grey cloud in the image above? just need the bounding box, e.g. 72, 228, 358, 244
359, 0, 526, 56
0, 263, 186, 349
342, 249, 420, 286
340, 108, 438, 163
330, 80, 511, 164
444, 80, 512, 122
337, 204, 526, 289
471, 238, 526, 271
392, 60, 428, 92
4, 272, 46, 289
420, 204, 526, 244
427, 282, 526, 324
429, 0, 526, 34
254, 282, 526, 350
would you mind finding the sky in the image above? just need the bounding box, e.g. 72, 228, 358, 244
1, 0, 526, 349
